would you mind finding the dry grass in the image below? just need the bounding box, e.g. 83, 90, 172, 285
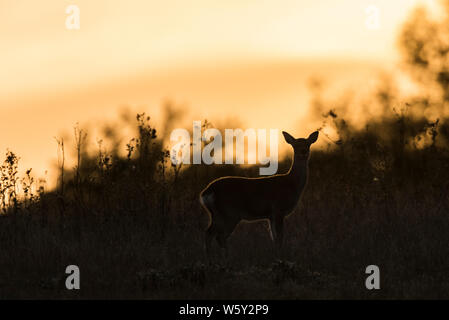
0, 111, 448, 299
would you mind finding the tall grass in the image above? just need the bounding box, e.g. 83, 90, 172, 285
0, 102, 448, 299
2, 0, 449, 299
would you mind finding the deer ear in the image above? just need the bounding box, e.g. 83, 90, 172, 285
307, 131, 319, 144
282, 131, 296, 145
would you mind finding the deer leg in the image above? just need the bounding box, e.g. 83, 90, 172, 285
216, 219, 238, 259
216, 230, 227, 248
268, 220, 277, 242
274, 215, 285, 250
215, 231, 229, 260
268, 218, 280, 258
205, 223, 217, 259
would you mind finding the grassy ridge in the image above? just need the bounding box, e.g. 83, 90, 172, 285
0, 111, 448, 299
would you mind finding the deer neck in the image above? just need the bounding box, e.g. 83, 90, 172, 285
287, 155, 309, 189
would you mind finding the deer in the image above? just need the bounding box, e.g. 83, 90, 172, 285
199, 130, 319, 256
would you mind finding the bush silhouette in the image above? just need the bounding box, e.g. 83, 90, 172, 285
1, 2, 449, 299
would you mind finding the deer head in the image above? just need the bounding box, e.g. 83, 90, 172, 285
282, 131, 319, 161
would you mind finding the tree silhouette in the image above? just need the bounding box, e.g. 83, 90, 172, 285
399, 1, 449, 102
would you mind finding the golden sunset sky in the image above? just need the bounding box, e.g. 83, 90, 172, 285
0, 0, 440, 186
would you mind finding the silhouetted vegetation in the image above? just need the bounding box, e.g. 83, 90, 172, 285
1, 2, 449, 299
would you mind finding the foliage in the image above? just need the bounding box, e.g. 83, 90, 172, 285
1, 2, 449, 299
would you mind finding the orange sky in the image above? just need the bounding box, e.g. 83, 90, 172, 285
0, 0, 440, 187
